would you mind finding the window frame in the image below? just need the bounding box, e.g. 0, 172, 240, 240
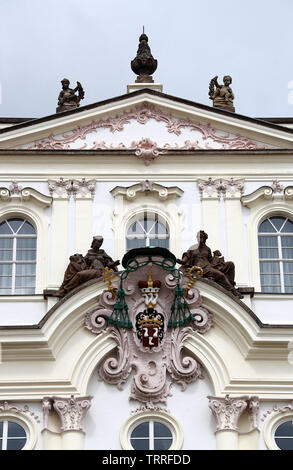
0, 218, 37, 295
0, 411, 38, 451
119, 410, 183, 450
126, 211, 170, 251
263, 410, 293, 450
258, 216, 293, 293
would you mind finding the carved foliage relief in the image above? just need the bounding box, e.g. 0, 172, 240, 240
85, 258, 213, 405
19, 103, 272, 154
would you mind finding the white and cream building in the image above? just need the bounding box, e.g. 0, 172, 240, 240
0, 76, 293, 451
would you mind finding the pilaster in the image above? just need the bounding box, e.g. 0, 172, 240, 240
72, 179, 96, 255
48, 178, 71, 288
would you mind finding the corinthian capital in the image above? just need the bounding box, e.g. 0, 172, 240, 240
208, 394, 249, 432
52, 395, 92, 432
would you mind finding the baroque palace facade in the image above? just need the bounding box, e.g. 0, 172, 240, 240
0, 35, 293, 451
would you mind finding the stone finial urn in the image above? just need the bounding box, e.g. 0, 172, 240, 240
131, 33, 158, 83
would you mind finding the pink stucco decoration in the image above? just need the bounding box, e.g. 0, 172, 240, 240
85, 259, 213, 404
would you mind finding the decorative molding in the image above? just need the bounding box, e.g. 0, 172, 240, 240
272, 179, 284, 194
0, 185, 52, 206
22, 103, 270, 151
119, 408, 184, 450
241, 185, 293, 207
47, 395, 93, 432
9, 181, 23, 194
132, 138, 164, 165
111, 181, 183, 201
85, 262, 213, 405
48, 178, 96, 199
261, 401, 293, 422
247, 396, 260, 430
0, 401, 40, 423
72, 178, 96, 199
198, 177, 245, 199
208, 394, 249, 432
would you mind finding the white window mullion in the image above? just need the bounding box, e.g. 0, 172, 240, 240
2, 420, 8, 450
278, 234, 285, 292
11, 237, 17, 295
149, 420, 154, 451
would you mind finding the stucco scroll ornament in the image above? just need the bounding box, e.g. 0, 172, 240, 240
261, 401, 293, 422
198, 177, 244, 199
131, 138, 163, 165
24, 102, 269, 151
0, 401, 40, 423
85, 248, 213, 405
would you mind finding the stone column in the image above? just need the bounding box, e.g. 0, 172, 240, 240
224, 179, 247, 286
198, 179, 222, 252
208, 394, 248, 450
48, 179, 71, 289
73, 179, 96, 255
53, 395, 92, 450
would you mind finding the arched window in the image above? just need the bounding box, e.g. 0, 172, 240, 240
0, 218, 37, 295
130, 420, 173, 450
126, 213, 169, 251
0, 420, 27, 450
274, 420, 293, 450
258, 216, 293, 293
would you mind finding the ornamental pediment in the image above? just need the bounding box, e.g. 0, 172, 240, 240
0, 91, 291, 151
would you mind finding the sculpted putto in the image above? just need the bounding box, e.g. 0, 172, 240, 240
57, 236, 119, 297
209, 75, 235, 112
177, 230, 242, 298
56, 78, 84, 113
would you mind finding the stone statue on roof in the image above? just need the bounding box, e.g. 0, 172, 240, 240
56, 78, 84, 113
209, 75, 235, 112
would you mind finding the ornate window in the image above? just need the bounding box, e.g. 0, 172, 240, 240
130, 420, 173, 450
258, 216, 293, 293
274, 420, 293, 450
126, 213, 169, 251
0, 218, 37, 295
263, 410, 293, 450
120, 410, 183, 450
0, 420, 27, 450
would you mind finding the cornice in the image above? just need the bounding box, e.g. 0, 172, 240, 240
0, 186, 52, 206
242, 185, 293, 206
111, 180, 183, 200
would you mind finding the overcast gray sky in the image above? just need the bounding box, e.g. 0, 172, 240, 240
1, 0, 293, 118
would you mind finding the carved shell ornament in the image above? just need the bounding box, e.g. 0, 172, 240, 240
85, 247, 213, 404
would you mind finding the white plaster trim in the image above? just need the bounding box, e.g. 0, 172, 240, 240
0, 295, 44, 302
263, 410, 293, 450
119, 409, 183, 450
0, 409, 38, 450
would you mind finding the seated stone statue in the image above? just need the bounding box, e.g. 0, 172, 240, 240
211, 250, 235, 287
57, 253, 102, 297
177, 231, 242, 298
208, 75, 235, 112
56, 78, 84, 113
85, 236, 120, 271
